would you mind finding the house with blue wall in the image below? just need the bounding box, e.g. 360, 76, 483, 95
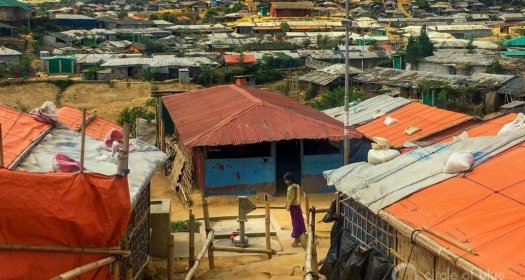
161, 85, 360, 196
55, 14, 96, 29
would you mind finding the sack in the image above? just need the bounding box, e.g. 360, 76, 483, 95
368, 149, 401, 164
383, 115, 398, 126
404, 126, 422, 135
497, 113, 525, 136
53, 153, 80, 173
453, 131, 469, 141
371, 137, 390, 150
443, 151, 473, 174
30, 101, 58, 125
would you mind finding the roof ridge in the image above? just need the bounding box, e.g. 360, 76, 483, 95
187, 98, 349, 147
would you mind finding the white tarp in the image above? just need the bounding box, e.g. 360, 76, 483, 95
324, 129, 525, 213
16, 129, 167, 207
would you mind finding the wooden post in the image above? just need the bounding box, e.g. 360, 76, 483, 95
52, 256, 115, 280
0, 123, 3, 168
111, 262, 120, 280
189, 209, 195, 267
168, 234, 175, 280
201, 195, 214, 269
122, 231, 132, 280
264, 194, 272, 260
212, 246, 276, 255
304, 192, 310, 226
117, 123, 130, 176
304, 207, 319, 280
0, 244, 130, 255
79, 109, 86, 173
335, 192, 340, 217
185, 230, 214, 280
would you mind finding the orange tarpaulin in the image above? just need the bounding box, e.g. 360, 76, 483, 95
438, 113, 518, 143
0, 105, 51, 167
0, 169, 131, 279
57, 106, 122, 141
386, 142, 525, 279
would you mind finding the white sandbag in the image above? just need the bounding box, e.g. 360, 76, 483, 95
497, 113, 525, 136
368, 149, 401, 165
136, 118, 157, 146
453, 131, 469, 141
384, 115, 398, 126
443, 152, 473, 174
372, 109, 385, 119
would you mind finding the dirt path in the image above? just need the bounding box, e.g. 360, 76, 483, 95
149, 172, 335, 280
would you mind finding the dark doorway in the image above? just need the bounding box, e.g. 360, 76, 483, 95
275, 140, 301, 196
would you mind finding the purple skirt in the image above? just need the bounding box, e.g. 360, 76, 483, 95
290, 205, 306, 238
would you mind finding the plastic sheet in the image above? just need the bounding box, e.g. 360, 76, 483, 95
16, 129, 167, 207
325, 128, 525, 213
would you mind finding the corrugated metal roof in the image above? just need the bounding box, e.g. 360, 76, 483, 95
438, 113, 517, 143
0, 47, 21, 56
356, 102, 472, 148
353, 67, 469, 88
270, 1, 315, 9
298, 70, 340, 85
57, 106, 121, 140
323, 94, 412, 126
162, 85, 360, 147
224, 54, 256, 64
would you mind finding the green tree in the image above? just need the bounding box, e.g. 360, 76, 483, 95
162, 12, 178, 23
117, 10, 128, 19
405, 36, 421, 65
117, 99, 156, 135
142, 37, 166, 53
419, 25, 433, 57
486, 59, 504, 74
149, 14, 160, 20
280, 22, 290, 33
466, 37, 476, 54
463, 63, 474, 75
415, 0, 429, 9
203, 8, 219, 23
310, 87, 364, 110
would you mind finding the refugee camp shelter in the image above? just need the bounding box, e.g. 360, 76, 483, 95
0, 104, 166, 279
161, 84, 360, 195
43, 56, 77, 74
325, 115, 525, 280
356, 102, 475, 148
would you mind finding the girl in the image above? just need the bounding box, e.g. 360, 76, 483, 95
284, 172, 307, 248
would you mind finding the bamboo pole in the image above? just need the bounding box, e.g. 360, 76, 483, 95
185, 230, 214, 280
111, 261, 120, 280
422, 226, 478, 255
52, 256, 115, 280
117, 123, 130, 177
264, 194, 272, 260
304, 207, 319, 280
189, 209, 195, 267
212, 246, 276, 255
168, 234, 175, 280
0, 244, 130, 256
335, 192, 341, 217
304, 192, 310, 226
201, 195, 214, 269
79, 108, 86, 173
0, 124, 3, 168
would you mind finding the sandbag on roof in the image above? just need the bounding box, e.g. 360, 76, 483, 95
324, 127, 525, 213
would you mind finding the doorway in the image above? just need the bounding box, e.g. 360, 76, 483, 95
275, 140, 301, 196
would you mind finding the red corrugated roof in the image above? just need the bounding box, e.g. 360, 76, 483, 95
438, 113, 518, 143
224, 54, 256, 64
356, 102, 472, 148
57, 106, 122, 141
162, 85, 359, 147
0, 105, 51, 168
387, 141, 525, 279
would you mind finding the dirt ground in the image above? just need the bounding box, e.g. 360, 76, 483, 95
0, 81, 202, 122
149, 172, 335, 280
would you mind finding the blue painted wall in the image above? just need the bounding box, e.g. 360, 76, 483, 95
301, 149, 343, 193
205, 157, 276, 188
302, 153, 343, 176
